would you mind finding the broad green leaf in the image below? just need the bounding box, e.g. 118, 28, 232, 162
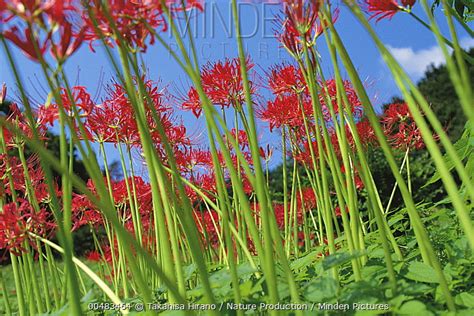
304, 277, 338, 302
398, 300, 433, 315
322, 251, 365, 270
290, 248, 323, 271
404, 262, 440, 283
424, 126, 473, 187
455, 292, 474, 308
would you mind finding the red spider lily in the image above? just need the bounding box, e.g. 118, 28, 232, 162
328, 118, 377, 158
85, 78, 186, 150
319, 79, 363, 122
276, 1, 338, 56
2, 26, 49, 61
362, 0, 415, 21
2, 103, 46, 148
37, 86, 95, 128
283, 0, 322, 38
111, 176, 152, 213
85, 250, 101, 262
71, 193, 103, 230
340, 164, 365, 190
186, 172, 218, 203
0, 155, 25, 195
277, 18, 302, 56
292, 138, 320, 167
334, 205, 349, 217
259, 144, 274, 162
50, 21, 86, 60
181, 87, 202, 118
182, 58, 256, 116
226, 129, 250, 150
83, 82, 140, 144
0, 199, 56, 256
1, 0, 71, 22
82, 0, 165, 51
273, 203, 305, 229
381, 102, 430, 150
268, 63, 307, 96
193, 210, 221, 248
0, 155, 49, 199
82, 0, 201, 52
72, 176, 153, 230
297, 187, 317, 210
340, 118, 378, 150
1, 1, 85, 61
201, 57, 255, 108
258, 93, 313, 132
176, 148, 214, 173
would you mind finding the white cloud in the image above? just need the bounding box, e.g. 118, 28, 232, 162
387, 37, 473, 79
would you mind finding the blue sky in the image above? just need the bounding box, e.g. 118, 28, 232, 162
1, 0, 472, 171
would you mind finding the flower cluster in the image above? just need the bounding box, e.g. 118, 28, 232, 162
362, 0, 416, 21
0, 199, 55, 256
276, 0, 339, 56
381, 102, 429, 150
0, 0, 85, 62
0, 153, 57, 256
0, 0, 203, 62
182, 58, 256, 117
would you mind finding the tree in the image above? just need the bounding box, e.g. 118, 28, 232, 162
417, 48, 474, 141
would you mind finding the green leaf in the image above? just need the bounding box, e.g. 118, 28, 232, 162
322, 251, 365, 270
398, 300, 433, 315
455, 292, 474, 308
425, 126, 473, 187
404, 262, 440, 283
290, 248, 323, 271
304, 277, 338, 302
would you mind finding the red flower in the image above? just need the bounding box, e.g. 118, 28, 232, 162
381, 102, 429, 150
50, 21, 86, 61
84, 78, 188, 153
259, 144, 274, 162
193, 210, 221, 248
187, 172, 217, 203
258, 93, 312, 132
319, 79, 363, 122
71, 193, 103, 230
272, 203, 305, 229
86, 250, 101, 262
177, 148, 213, 173
335, 205, 349, 217
182, 58, 256, 116
362, 0, 415, 21
332, 118, 378, 153
1, 1, 84, 61
2, 26, 49, 61
340, 164, 365, 190
82, 0, 202, 52
292, 138, 320, 167
283, 0, 322, 38
0, 199, 55, 256
2, 103, 46, 148
226, 129, 250, 151
297, 187, 317, 210
181, 87, 202, 118
276, 1, 338, 55
37, 86, 95, 138
268, 63, 306, 96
